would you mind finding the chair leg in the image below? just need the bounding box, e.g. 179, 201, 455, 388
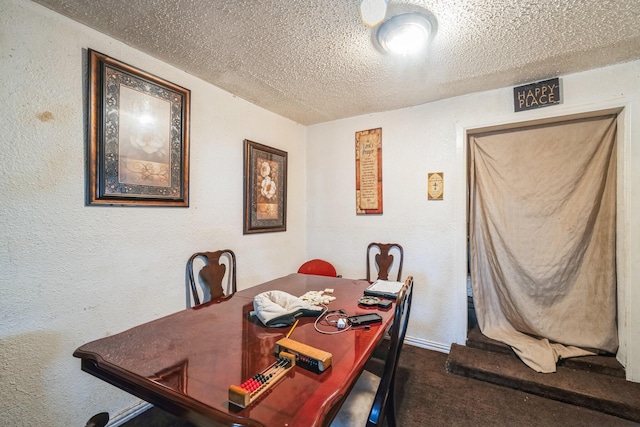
386, 389, 397, 427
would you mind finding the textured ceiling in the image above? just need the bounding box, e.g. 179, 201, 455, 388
33, 0, 640, 125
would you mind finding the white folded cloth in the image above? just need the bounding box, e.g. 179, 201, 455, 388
253, 290, 324, 327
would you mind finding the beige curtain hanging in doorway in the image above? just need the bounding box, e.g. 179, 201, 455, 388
469, 115, 618, 373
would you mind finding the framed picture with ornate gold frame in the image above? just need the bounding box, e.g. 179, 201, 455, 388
243, 140, 287, 234
87, 49, 190, 206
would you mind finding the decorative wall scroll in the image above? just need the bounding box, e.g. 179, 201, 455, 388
87, 49, 190, 206
243, 140, 288, 234
428, 172, 444, 200
355, 128, 383, 214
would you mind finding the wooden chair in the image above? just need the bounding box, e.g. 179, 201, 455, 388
297, 259, 338, 277
85, 412, 109, 427
330, 276, 414, 427
186, 250, 237, 306
366, 243, 404, 282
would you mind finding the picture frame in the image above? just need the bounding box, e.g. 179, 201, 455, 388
355, 128, 383, 214
427, 172, 444, 200
87, 49, 190, 206
243, 140, 287, 234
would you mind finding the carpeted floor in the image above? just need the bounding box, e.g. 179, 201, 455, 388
121, 345, 639, 427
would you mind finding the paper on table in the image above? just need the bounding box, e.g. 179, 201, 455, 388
365, 279, 404, 298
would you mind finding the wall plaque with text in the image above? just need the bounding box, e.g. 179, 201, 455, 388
514, 78, 560, 112
355, 128, 382, 214
427, 172, 444, 200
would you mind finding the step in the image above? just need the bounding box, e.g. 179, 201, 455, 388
466, 326, 513, 355
466, 327, 626, 379
446, 343, 640, 423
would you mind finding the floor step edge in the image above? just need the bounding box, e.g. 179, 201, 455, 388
447, 343, 640, 423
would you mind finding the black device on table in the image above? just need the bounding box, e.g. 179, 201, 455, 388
377, 299, 392, 309
347, 313, 383, 326
358, 295, 393, 309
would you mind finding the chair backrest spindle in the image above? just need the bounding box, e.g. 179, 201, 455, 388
366, 243, 404, 282
186, 249, 237, 306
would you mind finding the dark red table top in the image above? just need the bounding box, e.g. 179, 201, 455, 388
74, 273, 395, 427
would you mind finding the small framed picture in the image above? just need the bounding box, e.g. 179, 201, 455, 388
428, 172, 444, 200
87, 49, 190, 206
243, 140, 287, 234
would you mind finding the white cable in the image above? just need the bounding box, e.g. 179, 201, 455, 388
313, 305, 352, 335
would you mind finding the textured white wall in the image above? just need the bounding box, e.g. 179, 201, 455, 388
0, 0, 306, 425
306, 61, 640, 381
3, 0, 640, 425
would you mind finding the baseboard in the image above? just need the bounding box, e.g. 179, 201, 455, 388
107, 401, 153, 427
405, 335, 451, 354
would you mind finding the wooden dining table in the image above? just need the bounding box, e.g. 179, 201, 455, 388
73, 273, 396, 427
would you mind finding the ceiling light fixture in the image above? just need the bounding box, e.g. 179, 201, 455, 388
376, 13, 432, 55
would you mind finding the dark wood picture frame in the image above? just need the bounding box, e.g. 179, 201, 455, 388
243, 140, 287, 234
87, 49, 190, 206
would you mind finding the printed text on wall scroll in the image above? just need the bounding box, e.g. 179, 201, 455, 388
355, 128, 382, 214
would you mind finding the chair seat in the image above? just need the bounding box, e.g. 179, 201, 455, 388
330, 370, 381, 427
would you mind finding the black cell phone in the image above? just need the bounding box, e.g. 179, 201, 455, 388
377, 300, 393, 309
347, 313, 383, 326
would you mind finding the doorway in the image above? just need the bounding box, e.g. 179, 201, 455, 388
466, 112, 618, 373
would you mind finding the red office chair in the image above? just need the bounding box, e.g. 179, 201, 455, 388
297, 259, 338, 277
